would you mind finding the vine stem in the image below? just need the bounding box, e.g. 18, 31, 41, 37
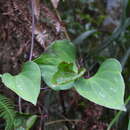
18, 97, 22, 113
45, 119, 81, 126
18, 0, 35, 113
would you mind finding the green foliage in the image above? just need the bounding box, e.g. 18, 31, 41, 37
0, 94, 37, 130
1, 61, 41, 105
128, 118, 130, 130
73, 30, 97, 45
34, 40, 79, 90
38, 64, 76, 90
26, 115, 37, 130
1, 0, 129, 129
0, 94, 16, 130
0, 40, 126, 111
14, 113, 37, 130
34, 40, 126, 111
75, 59, 126, 111
51, 62, 85, 85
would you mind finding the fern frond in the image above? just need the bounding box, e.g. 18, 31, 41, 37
0, 94, 16, 130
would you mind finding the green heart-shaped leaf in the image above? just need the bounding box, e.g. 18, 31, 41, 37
1, 61, 41, 105
34, 40, 79, 90
75, 59, 126, 111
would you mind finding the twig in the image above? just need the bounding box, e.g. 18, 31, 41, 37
40, 87, 49, 90
18, 97, 22, 113
29, 0, 35, 61
45, 119, 81, 126
121, 47, 130, 69
54, 8, 70, 41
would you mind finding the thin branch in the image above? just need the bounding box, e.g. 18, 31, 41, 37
54, 8, 70, 41
121, 47, 130, 69
29, 0, 35, 61
45, 119, 81, 126
18, 97, 22, 113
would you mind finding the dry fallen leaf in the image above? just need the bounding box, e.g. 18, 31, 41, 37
34, 24, 48, 48
51, 0, 60, 9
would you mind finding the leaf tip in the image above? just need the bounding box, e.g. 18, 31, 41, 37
121, 105, 127, 112
32, 101, 37, 106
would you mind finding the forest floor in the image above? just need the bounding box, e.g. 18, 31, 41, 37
0, 0, 118, 129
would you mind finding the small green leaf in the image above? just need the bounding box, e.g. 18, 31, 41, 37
14, 113, 37, 130
39, 65, 74, 90
75, 58, 126, 111
26, 115, 37, 130
52, 62, 86, 85
2, 61, 41, 105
